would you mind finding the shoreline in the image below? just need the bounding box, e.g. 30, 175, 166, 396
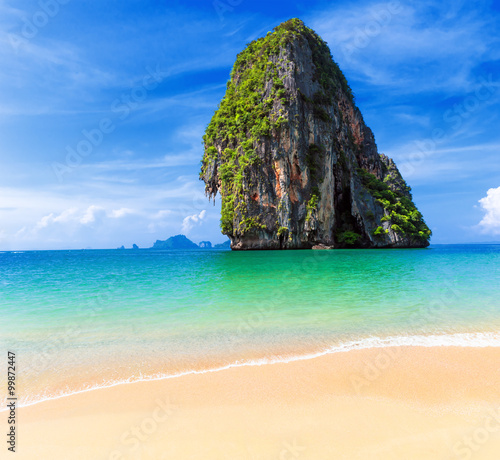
5, 330, 500, 411
14, 345, 500, 459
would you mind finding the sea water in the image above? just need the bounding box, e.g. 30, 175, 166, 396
1, 245, 499, 407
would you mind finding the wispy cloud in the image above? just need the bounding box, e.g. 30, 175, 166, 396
385, 141, 500, 182
310, 0, 500, 94
84, 152, 201, 173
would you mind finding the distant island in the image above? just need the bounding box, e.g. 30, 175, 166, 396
151, 235, 230, 250
213, 240, 231, 249
117, 235, 231, 250
151, 235, 199, 250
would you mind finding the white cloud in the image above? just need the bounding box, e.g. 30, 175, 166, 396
33, 213, 54, 230
26, 205, 133, 237
80, 205, 106, 225
181, 209, 206, 233
478, 187, 500, 234
30, 208, 79, 231
53, 207, 78, 223
109, 207, 134, 218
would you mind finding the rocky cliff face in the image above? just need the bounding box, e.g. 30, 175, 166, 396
201, 19, 431, 250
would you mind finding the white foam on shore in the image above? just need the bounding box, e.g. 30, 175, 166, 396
4, 331, 500, 411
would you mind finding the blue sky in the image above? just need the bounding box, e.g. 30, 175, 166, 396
0, 0, 499, 250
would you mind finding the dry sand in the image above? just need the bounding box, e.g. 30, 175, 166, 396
15, 346, 500, 459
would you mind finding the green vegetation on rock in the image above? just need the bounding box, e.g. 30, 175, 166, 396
372, 226, 389, 237
277, 226, 289, 237
338, 231, 362, 246
306, 194, 319, 224
358, 168, 432, 244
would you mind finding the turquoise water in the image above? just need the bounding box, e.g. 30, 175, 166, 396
1, 245, 499, 406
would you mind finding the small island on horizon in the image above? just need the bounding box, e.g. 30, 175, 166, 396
117, 235, 231, 250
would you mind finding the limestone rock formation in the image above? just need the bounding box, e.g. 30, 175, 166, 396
200, 19, 431, 250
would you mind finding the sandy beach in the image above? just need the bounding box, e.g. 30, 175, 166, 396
14, 346, 500, 459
